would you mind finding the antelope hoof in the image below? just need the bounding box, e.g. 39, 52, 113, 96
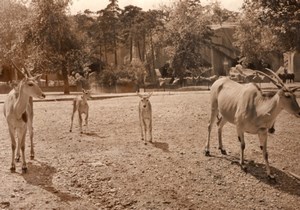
204, 150, 210, 156
10, 166, 16, 173
241, 164, 247, 172
268, 127, 275, 134
15, 156, 20, 162
80, 131, 83, 134
69, 129, 72, 132
267, 174, 276, 182
219, 148, 227, 155
22, 166, 27, 173
30, 155, 34, 160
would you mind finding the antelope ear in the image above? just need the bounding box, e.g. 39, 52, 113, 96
147, 92, 153, 98
137, 93, 143, 98
34, 74, 42, 81
9, 80, 19, 90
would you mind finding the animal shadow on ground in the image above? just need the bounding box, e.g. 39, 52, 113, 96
21, 161, 79, 202
84, 132, 101, 137
246, 162, 300, 196
211, 154, 300, 196
151, 141, 170, 152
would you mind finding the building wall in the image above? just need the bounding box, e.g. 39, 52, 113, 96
292, 52, 300, 81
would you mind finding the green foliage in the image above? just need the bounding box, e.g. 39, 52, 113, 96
24, 0, 80, 71
235, 0, 300, 67
258, 0, 300, 51
210, 1, 239, 25
99, 69, 117, 87
161, 0, 213, 76
0, 0, 28, 62
22, 0, 82, 93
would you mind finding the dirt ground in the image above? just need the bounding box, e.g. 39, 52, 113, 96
0, 91, 299, 210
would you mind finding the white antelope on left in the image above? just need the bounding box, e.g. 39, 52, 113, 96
3, 70, 45, 173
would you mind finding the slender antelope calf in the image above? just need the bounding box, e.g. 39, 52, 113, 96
3, 74, 45, 173
138, 92, 153, 144
70, 89, 91, 133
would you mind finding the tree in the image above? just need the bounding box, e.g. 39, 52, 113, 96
161, 0, 213, 77
209, 1, 239, 25
96, 0, 122, 66
0, 0, 28, 63
120, 5, 143, 62
234, 0, 300, 68
24, 0, 80, 94
258, 0, 300, 52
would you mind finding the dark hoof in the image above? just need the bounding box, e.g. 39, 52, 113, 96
231, 160, 239, 165
80, 131, 83, 134
204, 150, 210, 156
30, 155, 34, 160
10, 167, 16, 173
69, 130, 72, 132
219, 148, 227, 155
267, 175, 276, 182
15, 157, 20, 162
268, 127, 275, 134
22, 167, 27, 173
241, 164, 247, 172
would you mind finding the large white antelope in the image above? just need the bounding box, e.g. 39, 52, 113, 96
3, 67, 45, 173
205, 68, 300, 179
70, 89, 91, 134
138, 92, 153, 144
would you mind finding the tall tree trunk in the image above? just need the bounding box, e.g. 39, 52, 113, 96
104, 38, 108, 63
142, 33, 146, 62
114, 46, 118, 66
62, 65, 70, 94
130, 36, 133, 62
137, 41, 142, 61
99, 44, 102, 62
150, 32, 155, 81
113, 27, 118, 66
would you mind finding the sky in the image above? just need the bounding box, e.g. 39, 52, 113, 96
69, 0, 244, 14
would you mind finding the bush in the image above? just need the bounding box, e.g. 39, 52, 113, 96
118, 59, 147, 83
99, 69, 117, 87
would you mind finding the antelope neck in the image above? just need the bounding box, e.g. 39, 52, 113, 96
81, 95, 88, 101
257, 93, 282, 119
14, 82, 30, 120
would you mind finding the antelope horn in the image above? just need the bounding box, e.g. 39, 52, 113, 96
10, 60, 26, 77
265, 68, 287, 90
255, 70, 282, 89
137, 92, 143, 98
23, 65, 33, 77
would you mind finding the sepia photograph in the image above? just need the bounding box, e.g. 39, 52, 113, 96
0, 0, 299, 209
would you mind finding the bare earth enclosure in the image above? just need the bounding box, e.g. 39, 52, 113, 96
0, 91, 299, 209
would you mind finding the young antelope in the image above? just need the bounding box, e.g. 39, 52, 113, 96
70, 89, 91, 133
138, 92, 153, 144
